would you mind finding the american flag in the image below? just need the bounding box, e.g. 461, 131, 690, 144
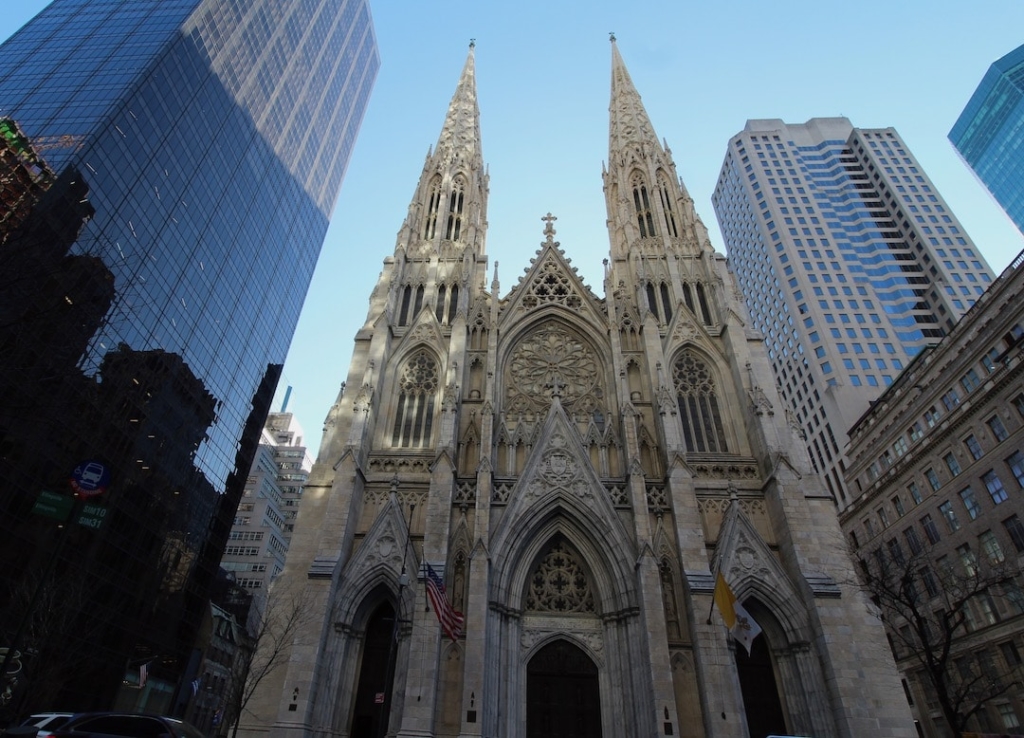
425, 563, 464, 641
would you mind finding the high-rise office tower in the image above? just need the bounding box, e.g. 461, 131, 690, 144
221, 409, 312, 593
714, 119, 995, 511
239, 44, 914, 738
951, 43, 1024, 234
0, 0, 377, 714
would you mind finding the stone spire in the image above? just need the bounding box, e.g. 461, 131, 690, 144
433, 41, 483, 172
608, 36, 660, 159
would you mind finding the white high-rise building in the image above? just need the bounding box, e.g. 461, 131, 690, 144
221, 410, 313, 592
714, 118, 996, 510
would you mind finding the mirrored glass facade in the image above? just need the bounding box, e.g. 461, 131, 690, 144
951, 43, 1024, 234
713, 118, 994, 511
0, 0, 377, 714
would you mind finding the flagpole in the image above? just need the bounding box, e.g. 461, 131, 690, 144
379, 476, 413, 735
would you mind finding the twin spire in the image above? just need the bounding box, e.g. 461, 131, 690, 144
433, 42, 483, 169
608, 36, 661, 157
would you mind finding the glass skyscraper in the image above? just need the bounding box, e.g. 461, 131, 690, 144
0, 0, 377, 716
950, 43, 1024, 234
713, 118, 994, 510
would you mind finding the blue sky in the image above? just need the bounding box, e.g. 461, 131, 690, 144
3, 2, 1024, 448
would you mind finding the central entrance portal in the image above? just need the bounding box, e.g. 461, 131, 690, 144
526, 639, 602, 738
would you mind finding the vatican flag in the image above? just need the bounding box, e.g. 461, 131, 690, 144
713, 573, 762, 655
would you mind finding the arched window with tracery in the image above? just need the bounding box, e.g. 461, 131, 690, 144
423, 175, 442, 240
673, 350, 728, 453
631, 172, 656, 238
444, 176, 465, 240
657, 172, 678, 237
525, 537, 595, 614
391, 350, 439, 448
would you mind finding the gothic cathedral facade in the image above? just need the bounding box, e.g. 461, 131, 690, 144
241, 42, 915, 738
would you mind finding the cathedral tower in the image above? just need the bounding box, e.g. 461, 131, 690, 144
241, 42, 915, 738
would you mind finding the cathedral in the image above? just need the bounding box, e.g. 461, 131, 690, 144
241, 41, 916, 738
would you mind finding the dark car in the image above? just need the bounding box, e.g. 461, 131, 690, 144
39, 714, 204, 738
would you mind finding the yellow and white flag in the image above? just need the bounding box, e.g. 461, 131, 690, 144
713, 573, 762, 655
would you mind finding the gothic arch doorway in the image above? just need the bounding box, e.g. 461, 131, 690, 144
526, 639, 602, 738
351, 602, 398, 738
735, 633, 787, 738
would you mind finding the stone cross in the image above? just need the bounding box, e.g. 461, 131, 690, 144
542, 212, 557, 243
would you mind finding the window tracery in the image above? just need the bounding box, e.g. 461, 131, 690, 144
506, 323, 603, 417
657, 172, 678, 238
444, 176, 465, 240
631, 172, 656, 238
673, 350, 728, 453
392, 350, 439, 448
521, 259, 582, 310
423, 175, 441, 240
525, 538, 595, 613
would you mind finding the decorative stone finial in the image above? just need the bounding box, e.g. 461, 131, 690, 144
542, 212, 557, 243
609, 31, 616, 42
469, 38, 475, 48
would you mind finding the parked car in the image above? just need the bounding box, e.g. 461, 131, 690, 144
38, 714, 204, 738
18, 713, 75, 738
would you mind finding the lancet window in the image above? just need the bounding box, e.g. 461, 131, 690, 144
645, 281, 673, 323
423, 175, 441, 240
657, 172, 678, 238
444, 176, 465, 241
631, 173, 656, 238
398, 284, 425, 326
391, 350, 438, 448
435, 283, 459, 325
673, 350, 728, 453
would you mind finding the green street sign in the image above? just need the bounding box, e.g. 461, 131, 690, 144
31, 490, 74, 521
76, 502, 108, 530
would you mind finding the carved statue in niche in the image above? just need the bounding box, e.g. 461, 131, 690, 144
452, 551, 467, 613
506, 323, 604, 418
659, 559, 681, 640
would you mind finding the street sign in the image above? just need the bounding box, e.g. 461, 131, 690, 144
76, 502, 108, 530
69, 460, 110, 497
31, 490, 74, 521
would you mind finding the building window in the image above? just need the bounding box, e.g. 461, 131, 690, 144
944, 453, 961, 477
444, 176, 465, 240
892, 495, 905, 517
964, 435, 983, 461
921, 514, 941, 544
1003, 516, 1024, 553
979, 530, 1005, 565
908, 482, 923, 505
673, 350, 728, 453
893, 437, 908, 457
1007, 451, 1024, 488
960, 368, 981, 393
957, 543, 977, 576
1000, 642, 1023, 668
904, 526, 923, 555
941, 389, 960, 412
959, 487, 981, 520
925, 406, 942, 427
887, 538, 905, 565
983, 470, 1008, 504
657, 172, 678, 237
391, 351, 439, 448
920, 566, 940, 597
925, 468, 941, 491
999, 704, 1021, 731
423, 175, 441, 240
939, 501, 960, 532
989, 415, 1009, 442
632, 173, 656, 238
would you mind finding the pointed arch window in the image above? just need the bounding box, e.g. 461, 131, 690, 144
434, 284, 460, 325
392, 350, 439, 448
682, 283, 696, 314
660, 282, 673, 323
398, 285, 412, 326
673, 350, 728, 453
631, 173, 656, 238
423, 175, 442, 240
645, 281, 673, 324
445, 176, 465, 240
657, 172, 678, 237
696, 283, 713, 325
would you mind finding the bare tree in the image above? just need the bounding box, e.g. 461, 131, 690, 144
223, 586, 312, 738
859, 542, 1021, 736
